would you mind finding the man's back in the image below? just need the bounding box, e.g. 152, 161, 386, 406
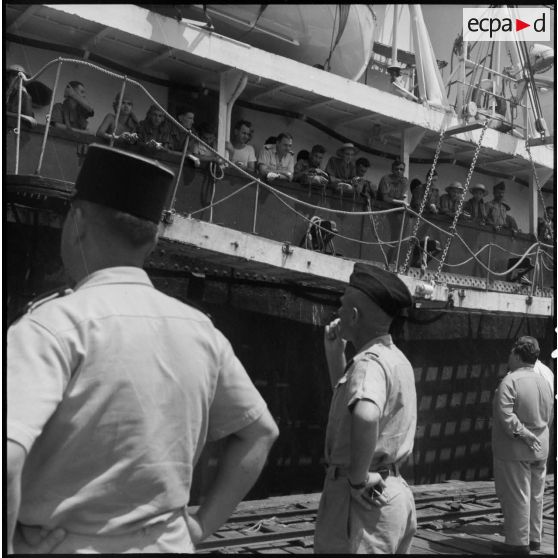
8, 267, 266, 537
492, 368, 553, 461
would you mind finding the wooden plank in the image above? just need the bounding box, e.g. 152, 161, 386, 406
410, 536, 462, 554
416, 529, 491, 554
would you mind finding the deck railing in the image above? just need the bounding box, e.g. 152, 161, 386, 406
5, 57, 554, 294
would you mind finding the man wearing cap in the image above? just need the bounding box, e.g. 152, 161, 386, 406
486, 182, 519, 233
325, 143, 357, 194
463, 183, 488, 224
439, 181, 468, 219
377, 159, 408, 204
492, 336, 553, 554
314, 263, 417, 553
7, 144, 279, 553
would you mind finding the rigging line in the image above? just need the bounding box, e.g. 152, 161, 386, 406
237, 4, 269, 42
269, 189, 415, 247
324, 5, 339, 71
453, 231, 540, 276
186, 181, 257, 217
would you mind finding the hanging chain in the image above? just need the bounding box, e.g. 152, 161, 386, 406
525, 139, 554, 244
435, 118, 490, 280
400, 127, 446, 273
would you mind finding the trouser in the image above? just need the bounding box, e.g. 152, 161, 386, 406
493, 457, 547, 546
17, 509, 194, 554
314, 471, 417, 554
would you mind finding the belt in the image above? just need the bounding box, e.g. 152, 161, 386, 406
326, 462, 399, 481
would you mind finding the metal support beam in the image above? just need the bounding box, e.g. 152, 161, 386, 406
249, 84, 289, 102
334, 111, 374, 127
82, 26, 112, 51
293, 98, 334, 112
445, 122, 486, 136
141, 48, 176, 69
401, 127, 426, 183
7, 5, 40, 33
218, 69, 248, 157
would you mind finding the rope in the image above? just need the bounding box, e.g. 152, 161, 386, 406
14, 74, 24, 174
366, 198, 390, 269
187, 181, 256, 217
268, 187, 415, 247
435, 119, 490, 280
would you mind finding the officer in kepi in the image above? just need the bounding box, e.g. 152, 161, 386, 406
314, 263, 417, 554
7, 144, 279, 553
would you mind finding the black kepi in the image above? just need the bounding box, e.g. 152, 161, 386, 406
349, 262, 412, 316
74, 144, 175, 223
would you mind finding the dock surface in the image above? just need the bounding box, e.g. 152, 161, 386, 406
195, 476, 555, 554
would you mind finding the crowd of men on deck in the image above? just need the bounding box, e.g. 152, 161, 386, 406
7, 68, 553, 239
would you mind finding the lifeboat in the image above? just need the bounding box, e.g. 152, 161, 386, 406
177, 4, 376, 81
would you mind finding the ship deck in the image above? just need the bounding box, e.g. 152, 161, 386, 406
193, 475, 555, 554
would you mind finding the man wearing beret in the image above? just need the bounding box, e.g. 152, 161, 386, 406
7, 144, 278, 553
314, 263, 417, 553
439, 181, 468, 219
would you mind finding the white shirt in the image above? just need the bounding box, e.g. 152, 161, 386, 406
8, 267, 267, 550
534, 359, 555, 394
230, 144, 256, 166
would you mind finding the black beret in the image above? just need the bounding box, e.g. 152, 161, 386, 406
349, 263, 412, 316
74, 144, 175, 223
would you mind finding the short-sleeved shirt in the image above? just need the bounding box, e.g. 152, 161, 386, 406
410, 184, 439, 213
325, 156, 356, 182
230, 144, 256, 167
378, 173, 408, 201
324, 334, 417, 468
137, 119, 172, 147
492, 367, 553, 461
8, 267, 267, 539
463, 198, 487, 222
257, 145, 294, 177
439, 193, 460, 215
486, 199, 518, 231
51, 100, 93, 130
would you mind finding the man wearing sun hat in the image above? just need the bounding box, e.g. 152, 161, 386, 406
315, 263, 417, 553
439, 181, 468, 219
7, 144, 278, 553
325, 142, 358, 194
463, 183, 488, 224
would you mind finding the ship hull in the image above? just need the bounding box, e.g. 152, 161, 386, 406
6, 196, 554, 504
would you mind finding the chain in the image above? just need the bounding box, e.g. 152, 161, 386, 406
525, 138, 554, 244
435, 118, 490, 280
400, 127, 446, 273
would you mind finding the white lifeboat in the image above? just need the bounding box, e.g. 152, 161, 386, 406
189, 4, 376, 81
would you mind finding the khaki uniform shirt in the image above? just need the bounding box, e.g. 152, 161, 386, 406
324, 334, 417, 469
8, 267, 267, 549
